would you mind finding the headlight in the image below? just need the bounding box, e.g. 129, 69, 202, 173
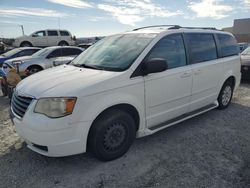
34, 97, 77, 118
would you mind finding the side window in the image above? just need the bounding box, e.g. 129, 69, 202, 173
147, 34, 187, 69
62, 48, 82, 56
217, 34, 239, 57
47, 30, 59, 36
48, 49, 62, 58
33, 31, 45, 37
60, 31, 70, 36
16, 49, 34, 57
185, 33, 217, 64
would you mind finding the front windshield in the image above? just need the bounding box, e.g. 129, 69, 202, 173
32, 48, 50, 57
2, 49, 21, 57
242, 47, 250, 55
71, 33, 156, 71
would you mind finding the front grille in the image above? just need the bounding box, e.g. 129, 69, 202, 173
11, 92, 33, 118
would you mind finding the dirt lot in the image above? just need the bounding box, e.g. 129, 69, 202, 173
0, 84, 250, 188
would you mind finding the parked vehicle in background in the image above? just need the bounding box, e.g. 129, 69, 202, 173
0, 62, 15, 96
238, 42, 250, 52
10, 26, 241, 161
241, 47, 250, 80
5, 46, 83, 76
77, 43, 94, 50
0, 47, 41, 67
12, 29, 76, 47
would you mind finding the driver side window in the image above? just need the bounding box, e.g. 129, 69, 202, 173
147, 34, 187, 69
33, 31, 45, 37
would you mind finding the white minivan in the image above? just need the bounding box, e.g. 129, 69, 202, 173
10, 26, 241, 161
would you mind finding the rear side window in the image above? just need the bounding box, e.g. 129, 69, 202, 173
48, 49, 62, 58
60, 31, 70, 36
147, 34, 187, 69
47, 30, 58, 36
217, 34, 239, 57
185, 33, 217, 64
62, 48, 82, 56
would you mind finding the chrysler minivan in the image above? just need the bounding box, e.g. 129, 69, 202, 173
10, 25, 241, 161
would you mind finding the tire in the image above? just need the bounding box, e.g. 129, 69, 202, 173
27, 66, 43, 75
58, 41, 69, 46
217, 80, 234, 109
20, 41, 32, 47
88, 109, 136, 161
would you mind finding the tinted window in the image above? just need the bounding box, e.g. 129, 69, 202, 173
48, 49, 62, 58
60, 31, 70, 36
217, 34, 239, 57
62, 48, 82, 56
16, 49, 40, 57
186, 33, 217, 64
47, 30, 58, 36
147, 34, 186, 69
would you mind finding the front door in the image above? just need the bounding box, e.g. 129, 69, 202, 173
144, 34, 193, 128
32, 30, 48, 47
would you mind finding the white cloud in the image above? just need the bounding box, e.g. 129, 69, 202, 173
188, 0, 233, 19
0, 7, 71, 18
241, 0, 250, 8
98, 0, 182, 26
47, 0, 92, 8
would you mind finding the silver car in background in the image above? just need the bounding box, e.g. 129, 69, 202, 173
4, 46, 83, 76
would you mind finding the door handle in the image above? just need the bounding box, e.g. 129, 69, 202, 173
194, 69, 202, 75
180, 72, 191, 78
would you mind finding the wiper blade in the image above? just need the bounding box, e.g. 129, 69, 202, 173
80, 64, 104, 70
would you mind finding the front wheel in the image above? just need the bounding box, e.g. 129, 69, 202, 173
217, 80, 233, 109
27, 66, 43, 75
88, 109, 136, 161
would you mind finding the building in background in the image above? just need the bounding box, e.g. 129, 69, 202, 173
222, 18, 250, 43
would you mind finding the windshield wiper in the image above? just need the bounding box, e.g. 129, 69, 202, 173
72, 63, 104, 70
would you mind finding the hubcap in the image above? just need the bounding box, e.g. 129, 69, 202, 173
222, 85, 232, 106
103, 123, 126, 152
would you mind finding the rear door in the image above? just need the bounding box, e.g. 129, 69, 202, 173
185, 33, 221, 111
144, 34, 193, 128
47, 30, 60, 46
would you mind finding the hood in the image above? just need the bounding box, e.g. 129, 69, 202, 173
5, 56, 39, 64
16, 65, 123, 98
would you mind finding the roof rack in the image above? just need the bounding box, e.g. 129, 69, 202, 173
133, 25, 218, 31
172, 26, 218, 30
133, 25, 181, 31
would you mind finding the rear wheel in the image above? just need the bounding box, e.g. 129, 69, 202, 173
88, 109, 136, 161
58, 41, 69, 46
217, 80, 234, 109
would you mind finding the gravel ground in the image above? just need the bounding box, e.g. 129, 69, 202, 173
0, 84, 250, 188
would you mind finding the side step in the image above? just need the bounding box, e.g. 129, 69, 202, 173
136, 102, 218, 137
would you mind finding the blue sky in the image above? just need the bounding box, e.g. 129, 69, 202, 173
0, 0, 250, 38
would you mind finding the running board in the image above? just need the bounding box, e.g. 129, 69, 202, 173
149, 103, 218, 131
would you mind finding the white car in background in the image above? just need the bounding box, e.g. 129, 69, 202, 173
5, 46, 83, 76
12, 29, 76, 47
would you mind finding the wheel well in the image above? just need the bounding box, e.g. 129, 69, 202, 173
27, 65, 43, 70
20, 41, 32, 46
225, 76, 236, 90
92, 104, 140, 130
58, 40, 69, 45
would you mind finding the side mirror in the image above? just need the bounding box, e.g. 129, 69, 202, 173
143, 58, 167, 75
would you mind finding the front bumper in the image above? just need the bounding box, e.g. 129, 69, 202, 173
10, 101, 91, 157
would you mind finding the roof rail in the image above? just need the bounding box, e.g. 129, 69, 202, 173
173, 26, 218, 30
133, 25, 181, 31
132, 25, 218, 31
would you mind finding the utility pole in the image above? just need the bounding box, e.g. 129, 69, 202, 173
20, 25, 24, 35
